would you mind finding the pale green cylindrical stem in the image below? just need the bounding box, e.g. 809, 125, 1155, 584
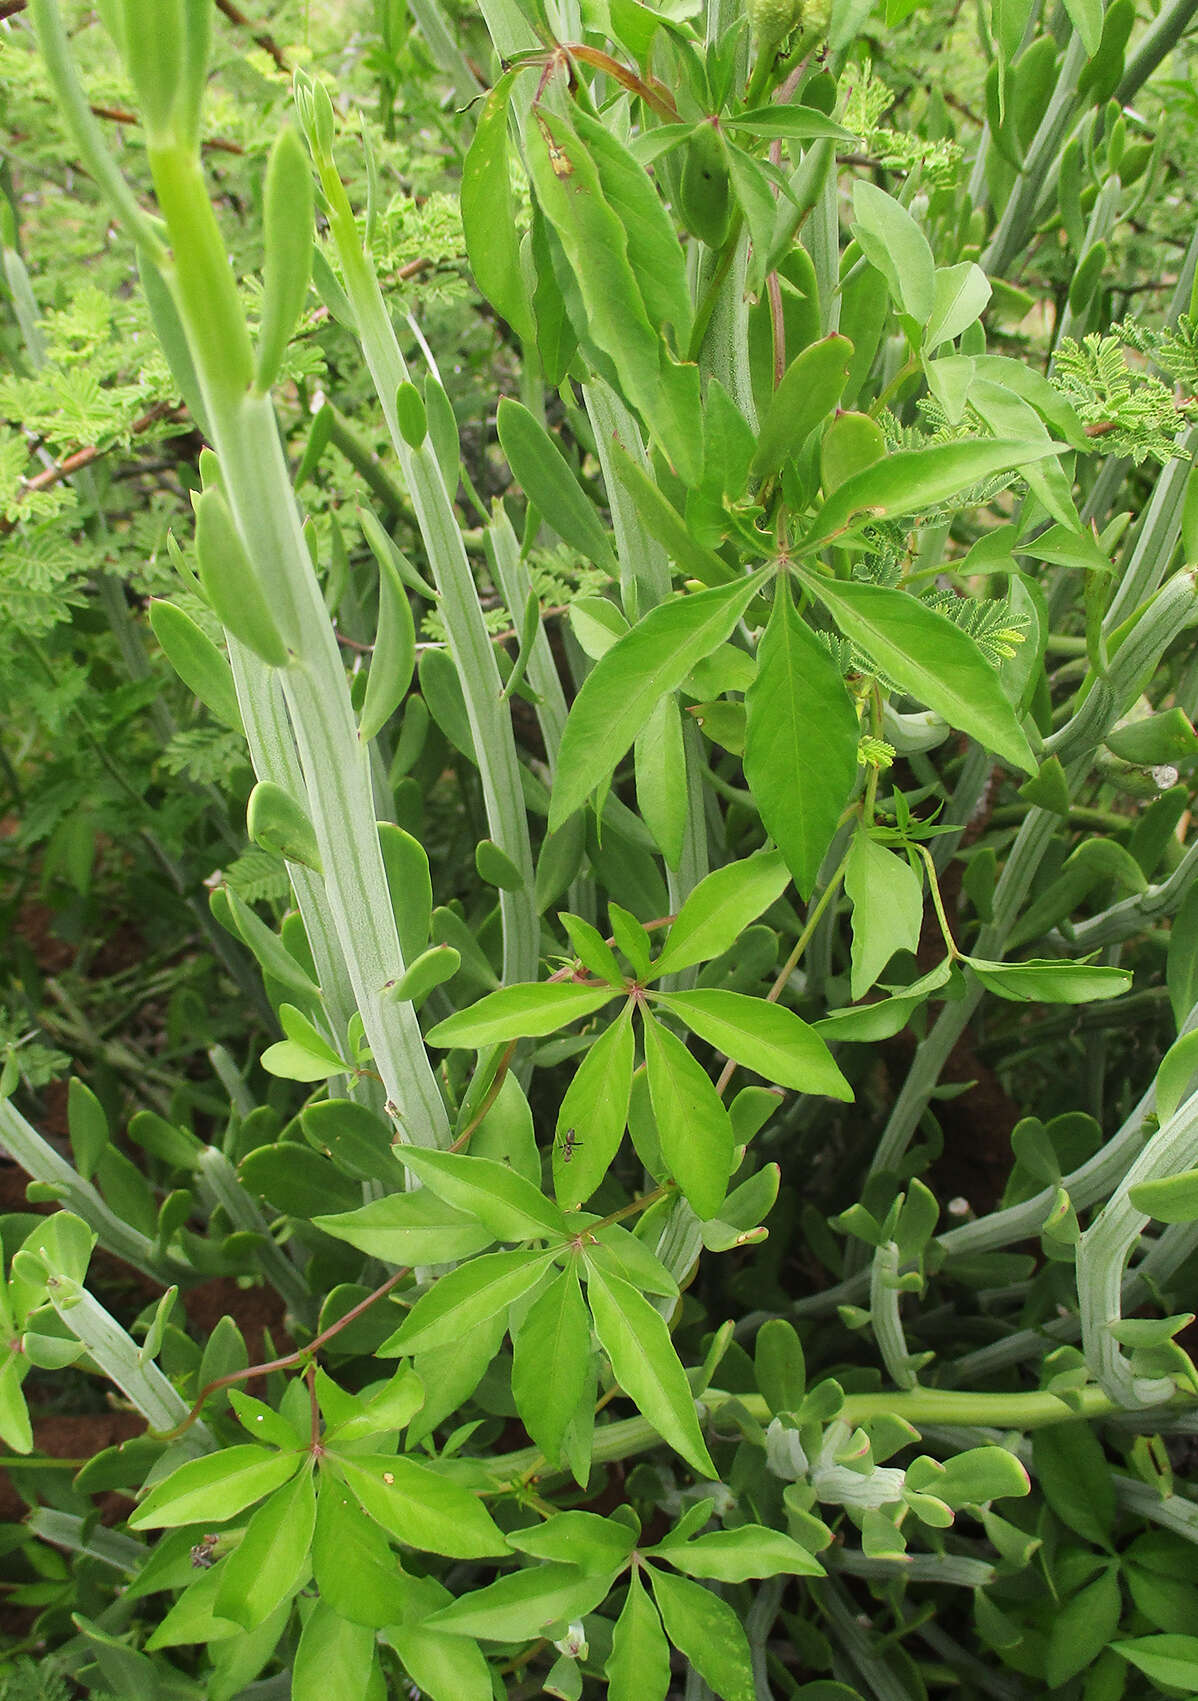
195, 1148, 312, 1318
1054, 836, 1198, 952
803, 161, 841, 337
1117, 0, 1198, 104
868, 1241, 918, 1390
0, 1099, 170, 1282
318, 164, 538, 988
46, 1279, 212, 1452
1052, 173, 1122, 350
1103, 428, 1198, 634
983, 34, 1088, 278
583, 380, 670, 618
1078, 1092, 1198, 1404
484, 507, 569, 761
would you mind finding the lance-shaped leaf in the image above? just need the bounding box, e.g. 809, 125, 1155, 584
426, 982, 618, 1048
642, 1009, 735, 1220
461, 71, 535, 345
331, 1453, 507, 1558
397, 1148, 568, 1243
550, 572, 769, 830
148, 600, 242, 731
852, 179, 935, 323
649, 1523, 823, 1581
214, 1468, 315, 1629
814, 959, 954, 1042
964, 956, 1133, 1003
743, 577, 860, 896
607, 1569, 671, 1701
379, 1247, 555, 1357
586, 1262, 716, 1479
359, 541, 416, 743
554, 1004, 636, 1208
525, 103, 700, 481
293, 1603, 378, 1701
255, 127, 314, 392
313, 1189, 495, 1264
794, 569, 1036, 774
844, 831, 924, 1000
194, 485, 291, 667
511, 1266, 592, 1468
653, 990, 851, 1100
498, 398, 617, 575
426, 1561, 618, 1640
652, 850, 790, 979
751, 336, 853, 484
129, 1445, 301, 1530
648, 1565, 755, 1701
799, 438, 1062, 555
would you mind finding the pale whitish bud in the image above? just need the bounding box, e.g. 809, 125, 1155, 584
553, 1623, 588, 1661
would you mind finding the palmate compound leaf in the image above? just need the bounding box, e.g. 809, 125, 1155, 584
584, 1260, 716, 1479
549, 571, 771, 831
652, 989, 852, 1100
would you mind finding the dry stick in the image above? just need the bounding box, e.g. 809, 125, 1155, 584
87, 101, 245, 153
213, 0, 290, 74
152, 1265, 411, 1440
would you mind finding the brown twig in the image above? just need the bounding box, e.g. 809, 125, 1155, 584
214, 0, 290, 74
150, 1265, 411, 1440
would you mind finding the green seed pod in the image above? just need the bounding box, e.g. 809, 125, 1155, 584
747, 0, 804, 47
678, 124, 733, 250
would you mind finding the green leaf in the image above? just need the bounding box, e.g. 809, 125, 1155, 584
554, 1005, 636, 1208
359, 541, 416, 744
498, 399, 617, 575
426, 1561, 618, 1640
649, 1564, 755, 1701
67, 1076, 108, 1180
461, 72, 535, 345
149, 600, 242, 732
511, 1266, 592, 1467
293, 1602, 379, 1701
1128, 1170, 1198, 1224
965, 956, 1132, 1003
585, 1261, 716, 1478
425, 982, 618, 1048
653, 1524, 823, 1581
793, 570, 1036, 774
611, 446, 737, 587
925, 262, 992, 352
380, 1247, 555, 1356
800, 438, 1062, 555
653, 990, 851, 1100
224, 887, 321, 1003
635, 693, 688, 867
246, 781, 322, 872
1063, 0, 1104, 54
642, 1008, 735, 1219
397, 1147, 568, 1242
331, 1453, 508, 1558
194, 486, 291, 667
380, 823, 434, 965
0, 1356, 32, 1454
729, 104, 856, 142
751, 336, 852, 483
388, 944, 461, 1008
313, 1188, 495, 1264
852, 180, 935, 323
1107, 708, 1198, 767
1032, 1423, 1115, 1548
559, 913, 626, 987
743, 578, 860, 896
607, 1569, 671, 1701
313, 1468, 411, 1628
934, 1447, 1031, 1506
526, 104, 700, 481
844, 832, 924, 1000
214, 1468, 315, 1629
384, 1616, 494, 1701
129, 1445, 301, 1530
652, 850, 790, 979
1045, 1564, 1123, 1688
549, 573, 770, 830
255, 127, 314, 393
1112, 1635, 1198, 1690
508, 1510, 638, 1571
